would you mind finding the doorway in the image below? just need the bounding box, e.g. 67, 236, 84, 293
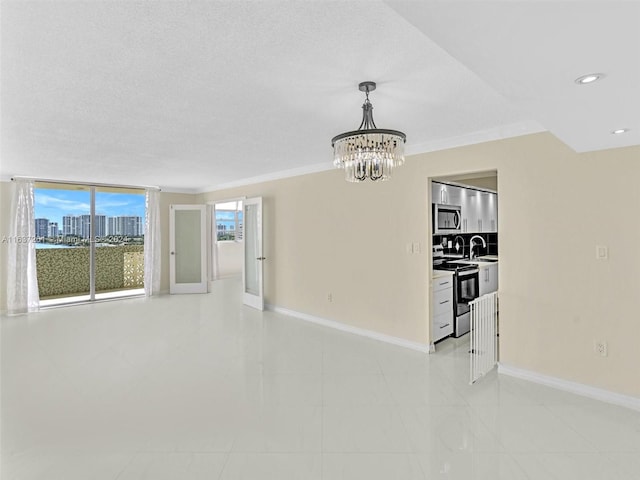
211, 199, 244, 280
208, 197, 265, 311
429, 170, 499, 351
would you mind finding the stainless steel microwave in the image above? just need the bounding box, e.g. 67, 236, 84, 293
433, 203, 462, 234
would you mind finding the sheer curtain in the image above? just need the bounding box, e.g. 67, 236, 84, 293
210, 204, 220, 281
211, 241, 220, 281
7, 179, 39, 314
144, 188, 161, 296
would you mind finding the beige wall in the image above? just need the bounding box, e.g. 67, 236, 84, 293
2, 132, 639, 399
199, 132, 640, 399
198, 167, 429, 344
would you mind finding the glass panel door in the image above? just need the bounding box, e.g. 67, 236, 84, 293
94, 187, 146, 299
242, 197, 263, 310
170, 205, 208, 294
35, 182, 147, 305
34, 184, 91, 304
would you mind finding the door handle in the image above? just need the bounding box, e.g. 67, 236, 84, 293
170, 251, 175, 255
256, 257, 266, 261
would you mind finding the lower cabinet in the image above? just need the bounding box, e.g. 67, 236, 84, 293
478, 263, 498, 296
432, 273, 454, 342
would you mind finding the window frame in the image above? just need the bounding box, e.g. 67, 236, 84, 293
213, 198, 244, 243
33, 181, 146, 305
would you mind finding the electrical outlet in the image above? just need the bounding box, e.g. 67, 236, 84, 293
596, 245, 608, 260
406, 243, 413, 254
594, 340, 608, 357
327, 293, 333, 303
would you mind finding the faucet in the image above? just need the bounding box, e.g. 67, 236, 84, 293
469, 235, 487, 259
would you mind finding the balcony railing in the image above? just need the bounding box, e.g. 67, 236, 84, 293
35, 245, 144, 299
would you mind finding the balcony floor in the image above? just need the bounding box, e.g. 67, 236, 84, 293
40, 288, 145, 308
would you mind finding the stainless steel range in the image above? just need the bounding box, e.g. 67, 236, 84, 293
433, 260, 479, 337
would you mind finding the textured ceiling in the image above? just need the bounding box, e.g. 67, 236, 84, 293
1, 1, 637, 192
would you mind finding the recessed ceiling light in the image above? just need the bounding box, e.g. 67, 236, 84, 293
612, 128, 629, 135
575, 73, 605, 84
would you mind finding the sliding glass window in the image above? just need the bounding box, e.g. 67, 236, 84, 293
34, 182, 145, 305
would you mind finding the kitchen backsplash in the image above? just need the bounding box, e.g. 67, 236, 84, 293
433, 232, 498, 257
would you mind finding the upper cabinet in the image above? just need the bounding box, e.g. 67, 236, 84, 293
432, 182, 450, 205
465, 190, 497, 233
432, 182, 463, 206
432, 182, 497, 233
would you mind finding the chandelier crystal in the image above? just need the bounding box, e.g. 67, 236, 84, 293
331, 81, 406, 182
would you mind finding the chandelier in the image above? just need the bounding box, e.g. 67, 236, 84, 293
331, 81, 406, 182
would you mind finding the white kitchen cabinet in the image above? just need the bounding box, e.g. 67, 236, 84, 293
478, 263, 498, 296
446, 185, 462, 207
461, 190, 479, 233
431, 183, 446, 204
432, 183, 462, 206
479, 192, 497, 233
460, 189, 497, 233
432, 272, 454, 342
433, 183, 497, 233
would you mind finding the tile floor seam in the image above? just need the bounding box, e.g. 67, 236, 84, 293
540, 403, 603, 452
4, 278, 640, 478
378, 364, 417, 456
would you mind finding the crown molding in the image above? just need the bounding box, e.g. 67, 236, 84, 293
405, 120, 547, 156
197, 162, 332, 194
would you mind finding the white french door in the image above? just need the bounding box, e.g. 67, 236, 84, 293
170, 204, 208, 294
242, 197, 264, 310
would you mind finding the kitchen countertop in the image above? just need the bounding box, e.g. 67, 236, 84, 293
472, 260, 498, 268
441, 258, 499, 268
432, 270, 455, 279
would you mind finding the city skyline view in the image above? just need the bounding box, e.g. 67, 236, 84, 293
35, 188, 146, 229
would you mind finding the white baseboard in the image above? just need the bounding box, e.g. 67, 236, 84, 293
266, 304, 431, 354
498, 363, 640, 412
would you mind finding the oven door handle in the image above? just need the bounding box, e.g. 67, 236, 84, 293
457, 269, 479, 277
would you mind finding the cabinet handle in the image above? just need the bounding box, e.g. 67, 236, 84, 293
440, 323, 450, 329
439, 300, 449, 305
438, 280, 450, 287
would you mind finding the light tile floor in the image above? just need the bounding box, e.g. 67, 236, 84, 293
2, 279, 639, 479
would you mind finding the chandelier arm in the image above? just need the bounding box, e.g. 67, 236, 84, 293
366, 103, 377, 130
358, 109, 367, 130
